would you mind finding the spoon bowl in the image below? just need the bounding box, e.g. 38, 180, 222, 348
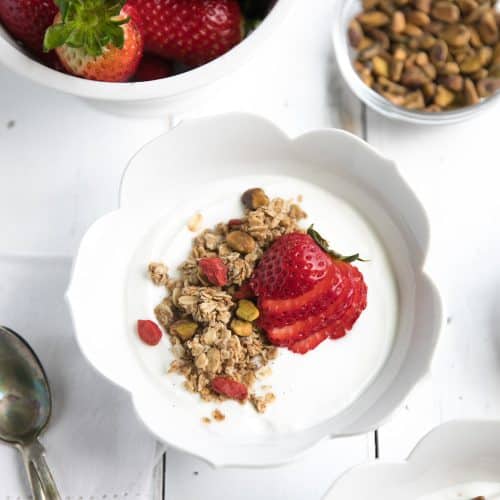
0, 326, 61, 500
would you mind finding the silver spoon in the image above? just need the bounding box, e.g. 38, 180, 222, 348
0, 326, 61, 500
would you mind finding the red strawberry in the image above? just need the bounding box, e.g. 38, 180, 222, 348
250, 233, 333, 300
288, 324, 331, 354
0, 0, 57, 54
43, 1, 143, 82
211, 376, 248, 401
133, 54, 172, 81
127, 0, 244, 66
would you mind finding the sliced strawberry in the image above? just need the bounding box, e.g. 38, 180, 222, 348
259, 264, 345, 327
264, 263, 358, 346
288, 325, 330, 354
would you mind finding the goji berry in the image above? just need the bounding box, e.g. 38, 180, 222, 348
211, 376, 248, 401
228, 218, 243, 229
137, 320, 162, 346
198, 257, 228, 287
233, 281, 255, 300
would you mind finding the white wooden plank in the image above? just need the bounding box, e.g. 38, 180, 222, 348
166, 435, 374, 500
365, 103, 500, 460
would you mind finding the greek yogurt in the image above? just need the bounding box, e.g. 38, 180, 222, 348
127, 175, 399, 438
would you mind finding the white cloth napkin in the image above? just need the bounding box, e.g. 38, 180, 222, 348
0, 255, 162, 498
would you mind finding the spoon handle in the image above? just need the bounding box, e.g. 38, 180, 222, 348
20, 439, 61, 500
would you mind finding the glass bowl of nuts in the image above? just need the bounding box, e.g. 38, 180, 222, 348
332, 0, 500, 125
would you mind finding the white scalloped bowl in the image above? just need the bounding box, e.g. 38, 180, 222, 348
324, 421, 500, 499
66, 113, 442, 467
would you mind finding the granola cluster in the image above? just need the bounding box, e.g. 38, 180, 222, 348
149, 189, 307, 413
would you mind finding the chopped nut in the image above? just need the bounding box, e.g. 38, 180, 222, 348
226, 231, 256, 254
236, 299, 260, 322
171, 320, 198, 340
230, 319, 253, 337
241, 188, 269, 210
187, 213, 203, 232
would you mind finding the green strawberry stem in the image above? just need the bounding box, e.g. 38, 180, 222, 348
43, 0, 129, 56
307, 225, 367, 263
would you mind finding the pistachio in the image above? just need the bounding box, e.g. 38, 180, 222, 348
478, 11, 498, 45
401, 66, 430, 86
464, 1, 490, 23
359, 43, 383, 60
422, 81, 437, 99
439, 74, 464, 91
414, 0, 432, 13
393, 46, 408, 60
406, 10, 431, 26
226, 231, 256, 254
425, 21, 444, 35
418, 33, 437, 49
434, 85, 456, 106
431, 2, 460, 23
479, 46, 493, 66
438, 61, 461, 75
230, 319, 253, 337
463, 78, 480, 104
468, 26, 482, 48
357, 11, 390, 27
456, 0, 478, 16
404, 89, 426, 109
367, 28, 391, 49
441, 24, 471, 46
430, 40, 449, 63
236, 300, 260, 322
372, 55, 390, 76
404, 23, 423, 36
471, 68, 489, 80
391, 11, 406, 33
170, 320, 198, 341
460, 54, 483, 73
421, 62, 438, 79
476, 77, 500, 97
241, 188, 269, 210
348, 19, 365, 48
391, 59, 405, 80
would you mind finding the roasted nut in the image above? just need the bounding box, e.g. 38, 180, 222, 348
348, 19, 365, 48
424, 104, 443, 112
406, 10, 431, 26
359, 36, 375, 50
418, 33, 437, 49
401, 66, 430, 86
431, 2, 460, 23
421, 62, 438, 79
479, 46, 493, 66
415, 51, 429, 66
362, 0, 379, 9
439, 74, 464, 91
477, 77, 500, 97
393, 46, 408, 60
404, 89, 426, 108
357, 11, 390, 27
241, 188, 269, 210
460, 54, 483, 73
372, 55, 390, 76
440, 24, 471, 46
493, 43, 500, 65
438, 61, 460, 75
425, 21, 444, 35
414, 0, 432, 13
422, 81, 437, 99
171, 320, 198, 341
471, 67, 489, 80
430, 40, 449, 63
367, 28, 391, 49
479, 11, 498, 45
379, 0, 397, 14
226, 231, 256, 254
391, 59, 405, 80
464, 78, 480, 104
456, 0, 478, 16
434, 84, 456, 106
489, 64, 500, 78
464, 1, 490, 24
359, 43, 383, 60
230, 319, 253, 337
468, 25, 482, 48
392, 11, 406, 33
404, 23, 423, 36
236, 299, 260, 321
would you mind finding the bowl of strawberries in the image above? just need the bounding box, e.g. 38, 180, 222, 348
0, 0, 295, 116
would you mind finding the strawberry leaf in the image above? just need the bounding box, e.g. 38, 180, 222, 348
43, 0, 128, 55
307, 225, 367, 263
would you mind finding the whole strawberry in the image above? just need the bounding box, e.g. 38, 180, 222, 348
0, 0, 57, 54
127, 0, 244, 66
43, 0, 143, 82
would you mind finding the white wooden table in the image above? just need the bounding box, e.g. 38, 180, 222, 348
1, 0, 500, 498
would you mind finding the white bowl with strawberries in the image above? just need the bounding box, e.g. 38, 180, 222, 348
0, 0, 295, 116
66, 113, 443, 467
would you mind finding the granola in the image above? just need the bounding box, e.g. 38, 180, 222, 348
150, 189, 306, 410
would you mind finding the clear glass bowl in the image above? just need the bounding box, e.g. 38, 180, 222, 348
332, 0, 500, 125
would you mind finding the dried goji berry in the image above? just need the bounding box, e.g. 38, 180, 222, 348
211, 376, 248, 401
233, 281, 255, 300
198, 257, 228, 287
228, 218, 243, 229
137, 320, 162, 346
